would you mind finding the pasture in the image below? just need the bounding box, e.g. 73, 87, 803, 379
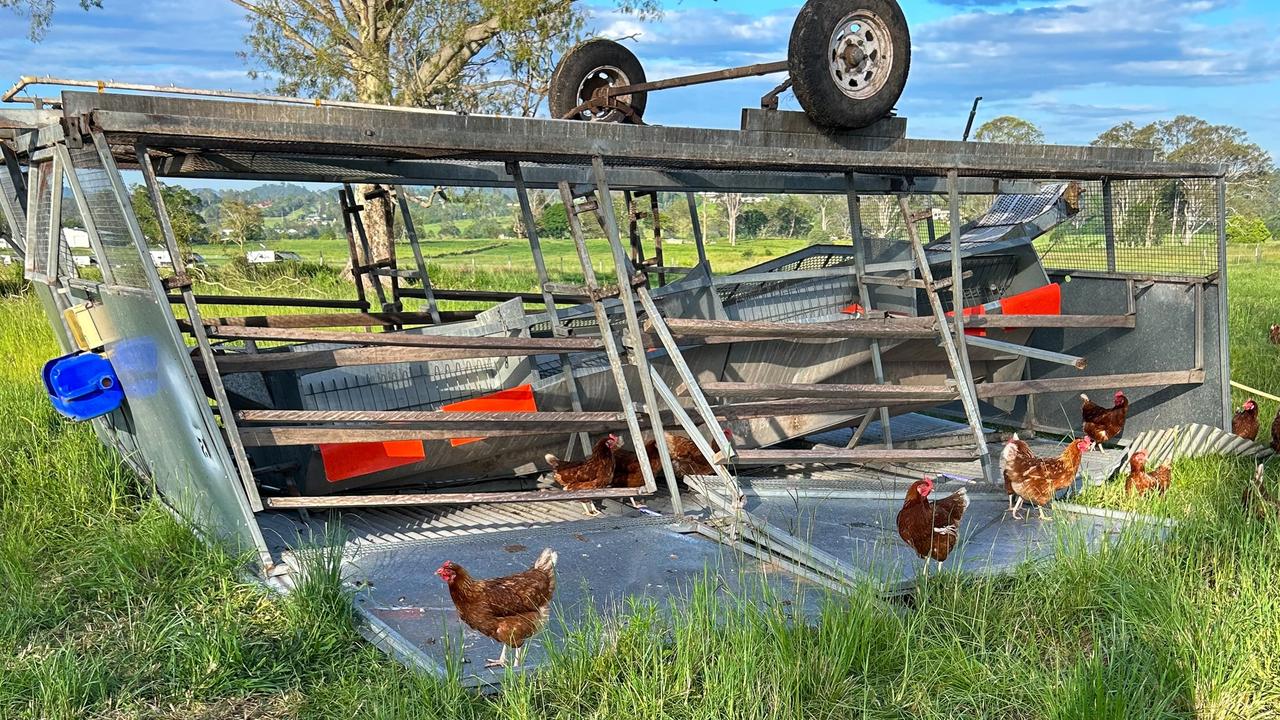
0, 253, 1278, 719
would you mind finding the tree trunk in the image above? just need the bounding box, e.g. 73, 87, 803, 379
345, 49, 397, 298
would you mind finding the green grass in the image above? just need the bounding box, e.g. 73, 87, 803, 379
2, 258, 1280, 718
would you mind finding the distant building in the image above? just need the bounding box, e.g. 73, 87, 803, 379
63, 228, 91, 249
247, 249, 303, 264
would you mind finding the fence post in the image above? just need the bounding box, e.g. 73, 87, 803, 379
1102, 178, 1117, 272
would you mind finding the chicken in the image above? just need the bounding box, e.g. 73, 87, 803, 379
1242, 463, 1280, 521
1270, 324, 1280, 345
1081, 391, 1129, 448
436, 548, 557, 668
1001, 435, 1091, 520
545, 434, 621, 516
1125, 450, 1171, 496
1272, 407, 1280, 454
896, 477, 969, 571
611, 432, 720, 507
1232, 399, 1260, 441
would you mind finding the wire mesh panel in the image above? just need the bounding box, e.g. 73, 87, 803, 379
1034, 178, 1221, 277
0, 154, 26, 256
67, 144, 151, 287
22, 161, 52, 278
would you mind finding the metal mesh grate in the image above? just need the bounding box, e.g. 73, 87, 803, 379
930, 255, 1020, 313
68, 144, 150, 287
1034, 178, 1221, 277
23, 162, 52, 277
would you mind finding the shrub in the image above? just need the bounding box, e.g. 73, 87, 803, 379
1227, 214, 1271, 245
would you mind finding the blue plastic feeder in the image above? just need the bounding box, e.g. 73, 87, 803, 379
42, 352, 125, 421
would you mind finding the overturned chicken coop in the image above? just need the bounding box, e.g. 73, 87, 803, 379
1, 80, 1237, 680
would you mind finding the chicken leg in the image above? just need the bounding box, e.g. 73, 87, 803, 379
1010, 496, 1025, 520
628, 497, 646, 510
1037, 505, 1052, 521
485, 645, 509, 668
579, 501, 601, 517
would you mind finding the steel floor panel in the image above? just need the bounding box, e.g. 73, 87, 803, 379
333, 517, 824, 683
741, 489, 1133, 591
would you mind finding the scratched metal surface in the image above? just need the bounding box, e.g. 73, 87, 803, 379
740, 490, 1136, 592
330, 517, 825, 684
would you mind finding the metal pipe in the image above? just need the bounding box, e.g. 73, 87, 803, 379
963, 335, 1087, 370
961, 97, 983, 141
1215, 177, 1232, 428
604, 61, 788, 97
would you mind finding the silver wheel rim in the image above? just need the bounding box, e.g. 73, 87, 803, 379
827, 9, 893, 101
575, 65, 632, 122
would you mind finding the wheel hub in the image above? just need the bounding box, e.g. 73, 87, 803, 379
828, 10, 893, 101
576, 65, 630, 122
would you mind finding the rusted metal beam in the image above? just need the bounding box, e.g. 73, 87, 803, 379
236, 409, 629, 431
240, 426, 596, 446
179, 310, 474, 330
168, 294, 370, 309
700, 381, 959, 402
725, 447, 980, 466
263, 486, 651, 509
202, 346, 521, 373
204, 325, 604, 353
656, 316, 937, 340
604, 61, 789, 97
962, 314, 1136, 329
976, 369, 1205, 399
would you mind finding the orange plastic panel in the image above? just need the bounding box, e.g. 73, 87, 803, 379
441, 384, 538, 447
320, 439, 426, 483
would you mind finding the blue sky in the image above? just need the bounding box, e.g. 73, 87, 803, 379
2, 0, 1278, 160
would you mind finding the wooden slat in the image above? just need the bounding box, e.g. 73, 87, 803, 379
725, 447, 980, 466
240, 426, 590, 446
700, 381, 958, 401
963, 314, 1136, 329
976, 369, 1205, 399
205, 325, 604, 353
656, 317, 937, 340
712, 398, 940, 419
263, 486, 651, 509
236, 409, 628, 431
399, 287, 591, 305
180, 310, 474, 330
169, 293, 369, 309
204, 346, 520, 373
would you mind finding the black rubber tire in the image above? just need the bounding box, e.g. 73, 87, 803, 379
549, 39, 648, 123
788, 0, 911, 129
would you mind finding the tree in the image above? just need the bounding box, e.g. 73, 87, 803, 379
538, 202, 569, 238
716, 193, 744, 246
764, 196, 815, 238
1226, 214, 1271, 245
739, 208, 768, 238
231, 0, 659, 281
2, 0, 100, 40
974, 116, 1045, 145
131, 183, 210, 256
220, 199, 266, 253
1094, 116, 1274, 245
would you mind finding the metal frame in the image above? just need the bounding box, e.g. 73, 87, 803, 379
3, 87, 1232, 589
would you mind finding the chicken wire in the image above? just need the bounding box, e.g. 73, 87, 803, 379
67, 143, 151, 287
1024, 178, 1220, 277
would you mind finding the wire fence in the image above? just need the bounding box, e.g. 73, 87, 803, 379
1034, 178, 1222, 277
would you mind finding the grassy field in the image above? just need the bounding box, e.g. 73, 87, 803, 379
1, 254, 1279, 719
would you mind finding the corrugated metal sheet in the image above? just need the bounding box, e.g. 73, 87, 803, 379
1121, 423, 1275, 468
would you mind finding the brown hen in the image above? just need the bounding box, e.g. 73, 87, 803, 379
1126, 450, 1171, 496
436, 548, 557, 668
545, 434, 620, 516
1233, 399, 1260, 441
1081, 391, 1129, 447
1002, 434, 1091, 520
896, 477, 969, 569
